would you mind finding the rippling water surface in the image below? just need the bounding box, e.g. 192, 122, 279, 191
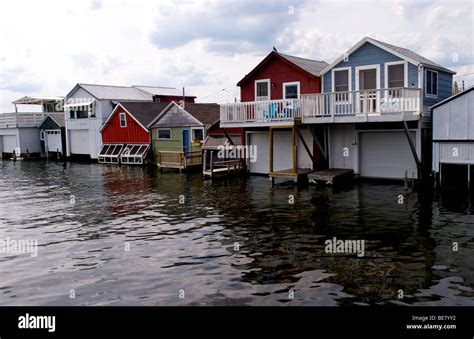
0, 160, 473, 306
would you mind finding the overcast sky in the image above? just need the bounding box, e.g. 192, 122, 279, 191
0, 0, 472, 111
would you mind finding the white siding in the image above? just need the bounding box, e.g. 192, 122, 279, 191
438, 142, 474, 164
359, 131, 418, 179
433, 90, 474, 140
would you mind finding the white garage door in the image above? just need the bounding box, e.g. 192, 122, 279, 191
46, 131, 62, 153
360, 131, 418, 179
249, 133, 269, 174
3, 135, 17, 153
70, 130, 90, 155
248, 131, 294, 174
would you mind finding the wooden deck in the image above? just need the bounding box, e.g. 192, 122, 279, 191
203, 159, 243, 178
269, 168, 313, 184
308, 168, 354, 186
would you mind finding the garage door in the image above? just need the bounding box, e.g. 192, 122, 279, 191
360, 132, 417, 179
249, 133, 269, 174
70, 130, 90, 155
3, 135, 17, 153
46, 131, 62, 153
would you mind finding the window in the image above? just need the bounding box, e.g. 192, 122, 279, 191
76, 110, 89, 119
69, 110, 75, 119
387, 64, 405, 88
334, 69, 349, 92
192, 128, 204, 142
98, 144, 125, 164
120, 144, 149, 165
283, 82, 300, 99
255, 79, 270, 100
426, 69, 438, 97
158, 128, 171, 140
120, 112, 127, 128
40, 130, 45, 140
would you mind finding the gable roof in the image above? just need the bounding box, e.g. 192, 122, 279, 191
99, 101, 169, 133
148, 102, 220, 128
182, 103, 220, 125
66, 84, 195, 101
321, 37, 456, 75
39, 113, 65, 129
237, 51, 328, 86
431, 86, 474, 110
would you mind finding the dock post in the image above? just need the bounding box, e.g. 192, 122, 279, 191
210, 151, 214, 178
57, 149, 60, 161
404, 170, 408, 191
468, 164, 471, 190
203, 150, 207, 174
26, 149, 29, 159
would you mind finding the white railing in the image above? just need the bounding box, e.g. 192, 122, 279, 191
0, 112, 47, 128
220, 98, 303, 124
302, 87, 421, 119
220, 88, 421, 125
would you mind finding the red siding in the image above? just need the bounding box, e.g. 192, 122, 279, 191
239, 56, 321, 102
101, 106, 150, 144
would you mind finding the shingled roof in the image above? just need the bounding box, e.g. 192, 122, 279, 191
148, 102, 220, 128
237, 51, 328, 86
368, 37, 455, 74
182, 103, 220, 125
119, 101, 170, 127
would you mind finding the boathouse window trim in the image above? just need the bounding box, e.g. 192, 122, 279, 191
332, 67, 352, 93
40, 130, 45, 140
385, 60, 408, 89
255, 79, 270, 101
283, 81, 300, 99
191, 127, 204, 142
119, 112, 127, 128
425, 69, 438, 98
157, 128, 171, 140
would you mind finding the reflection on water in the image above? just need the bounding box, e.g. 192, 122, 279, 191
0, 161, 473, 306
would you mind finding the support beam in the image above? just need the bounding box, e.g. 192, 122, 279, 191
403, 121, 421, 169
269, 128, 274, 174
222, 128, 235, 146
309, 126, 327, 161
292, 127, 297, 175
295, 127, 313, 160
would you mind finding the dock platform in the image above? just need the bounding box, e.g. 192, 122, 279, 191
269, 168, 313, 184
308, 169, 354, 186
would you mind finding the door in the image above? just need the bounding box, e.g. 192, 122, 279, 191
358, 68, 378, 113
359, 131, 418, 179
70, 130, 90, 155
182, 129, 190, 153
248, 133, 269, 174
3, 135, 17, 153
46, 131, 62, 153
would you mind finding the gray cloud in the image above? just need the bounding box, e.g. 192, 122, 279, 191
149, 0, 308, 54
0, 65, 44, 94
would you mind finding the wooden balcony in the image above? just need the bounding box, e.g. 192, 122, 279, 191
219, 88, 421, 127
0, 112, 46, 128
156, 151, 202, 170
302, 87, 421, 123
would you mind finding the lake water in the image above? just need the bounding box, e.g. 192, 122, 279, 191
0, 160, 473, 306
